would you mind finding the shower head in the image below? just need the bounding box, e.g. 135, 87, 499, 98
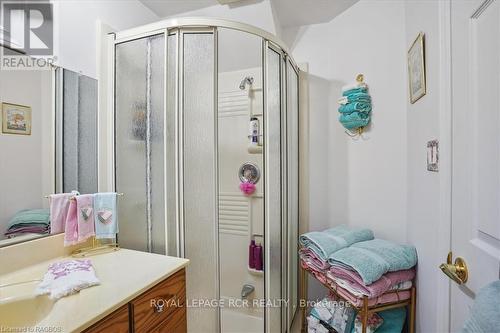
239, 76, 254, 90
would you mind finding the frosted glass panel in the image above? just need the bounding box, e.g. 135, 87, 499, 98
286, 61, 299, 328
115, 34, 165, 253
149, 35, 166, 254
182, 32, 218, 333
166, 33, 178, 256
78, 75, 98, 194
61, 69, 98, 194
265, 46, 282, 333
62, 70, 79, 192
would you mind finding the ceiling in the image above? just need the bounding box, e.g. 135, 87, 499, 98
139, 0, 218, 17
271, 0, 358, 28
139, 0, 358, 29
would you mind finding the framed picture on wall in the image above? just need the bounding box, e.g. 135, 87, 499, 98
2, 102, 32, 135
407, 32, 426, 104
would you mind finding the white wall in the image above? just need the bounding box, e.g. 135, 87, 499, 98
404, 1, 443, 332
0, 69, 53, 239
293, 2, 448, 331
51, 0, 159, 78
292, 0, 408, 241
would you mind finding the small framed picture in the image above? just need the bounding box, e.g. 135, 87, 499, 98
408, 32, 426, 104
2, 102, 32, 135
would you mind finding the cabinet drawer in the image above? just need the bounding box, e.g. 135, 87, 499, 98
83, 305, 129, 333
131, 269, 186, 332
149, 307, 186, 333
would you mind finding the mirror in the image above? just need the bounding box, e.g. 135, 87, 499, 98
0, 48, 98, 247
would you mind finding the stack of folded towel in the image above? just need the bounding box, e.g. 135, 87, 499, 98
338, 83, 372, 130
4, 209, 51, 238
300, 225, 417, 311
299, 225, 374, 273
49, 192, 118, 246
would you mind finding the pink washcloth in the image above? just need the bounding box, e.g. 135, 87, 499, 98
64, 199, 79, 246
49, 193, 73, 234
76, 194, 95, 242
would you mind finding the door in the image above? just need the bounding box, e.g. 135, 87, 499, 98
449, 0, 500, 331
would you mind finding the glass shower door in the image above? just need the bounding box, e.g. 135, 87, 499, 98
114, 34, 166, 254
217, 28, 264, 333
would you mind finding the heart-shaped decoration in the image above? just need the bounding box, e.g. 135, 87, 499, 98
97, 210, 113, 224
81, 207, 93, 221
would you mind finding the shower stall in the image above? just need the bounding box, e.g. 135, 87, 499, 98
107, 18, 300, 333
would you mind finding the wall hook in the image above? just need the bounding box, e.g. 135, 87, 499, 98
344, 127, 364, 138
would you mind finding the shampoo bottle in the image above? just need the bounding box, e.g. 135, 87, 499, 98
254, 243, 263, 271
249, 117, 259, 145
249, 240, 256, 269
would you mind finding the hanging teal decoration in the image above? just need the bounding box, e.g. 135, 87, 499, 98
338, 74, 371, 137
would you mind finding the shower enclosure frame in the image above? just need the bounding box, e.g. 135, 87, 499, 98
104, 17, 301, 333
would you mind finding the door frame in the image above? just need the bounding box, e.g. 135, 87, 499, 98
437, 0, 453, 331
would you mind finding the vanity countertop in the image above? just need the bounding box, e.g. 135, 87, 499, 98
0, 249, 189, 332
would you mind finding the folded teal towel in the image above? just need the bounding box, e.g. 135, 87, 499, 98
343, 87, 367, 96
349, 307, 406, 333
93, 193, 118, 239
339, 112, 370, 129
8, 209, 50, 227
346, 92, 371, 103
376, 307, 407, 333
299, 225, 374, 262
339, 102, 372, 114
462, 280, 500, 333
328, 239, 417, 285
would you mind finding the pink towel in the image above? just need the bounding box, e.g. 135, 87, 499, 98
328, 281, 411, 307
300, 259, 328, 284
301, 260, 412, 307
64, 199, 79, 246
76, 194, 95, 242
49, 193, 73, 234
327, 267, 415, 298
299, 248, 331, 271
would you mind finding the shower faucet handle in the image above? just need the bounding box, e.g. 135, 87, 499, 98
241, 284, 255, 299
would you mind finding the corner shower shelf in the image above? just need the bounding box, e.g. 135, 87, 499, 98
248, 267, 264, 276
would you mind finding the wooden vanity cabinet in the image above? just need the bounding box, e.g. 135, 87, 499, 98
83, 269, 186, 333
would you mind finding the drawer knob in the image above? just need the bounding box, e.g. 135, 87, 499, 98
154, 303, 165, 313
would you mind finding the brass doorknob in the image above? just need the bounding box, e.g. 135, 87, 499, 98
439, 252, 468, 285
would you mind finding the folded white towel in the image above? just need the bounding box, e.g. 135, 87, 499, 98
338, 96, 348, 105
35, 259, 100, 300
341, 82, 367, 93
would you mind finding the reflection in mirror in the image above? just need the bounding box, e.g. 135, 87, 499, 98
55, 68, 98, 194
0, 48, 98, 247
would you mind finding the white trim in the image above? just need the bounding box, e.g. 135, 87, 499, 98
437, 0, 452, 332
96, 21, 116, 193
106, 33, 116, 192
54, 67, 63, 193
163, 29, 169, 256
114, 17, 295, 64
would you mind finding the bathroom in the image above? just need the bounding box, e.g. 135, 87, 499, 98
0, 0, 499, 332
